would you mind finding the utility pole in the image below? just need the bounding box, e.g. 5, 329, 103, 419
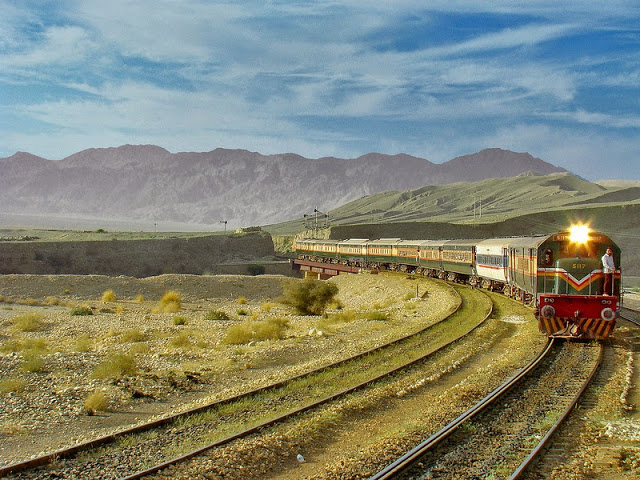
220, 220, 227, 232
303, 207, 329, 238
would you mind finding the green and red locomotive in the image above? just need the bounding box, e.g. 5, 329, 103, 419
294, 226, 622, 340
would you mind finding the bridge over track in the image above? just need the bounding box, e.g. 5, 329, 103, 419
292, 259, 361, 279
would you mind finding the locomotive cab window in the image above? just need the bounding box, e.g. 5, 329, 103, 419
540, 249, 553, 267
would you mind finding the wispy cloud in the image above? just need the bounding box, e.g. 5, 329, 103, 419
0, 1, 639, 179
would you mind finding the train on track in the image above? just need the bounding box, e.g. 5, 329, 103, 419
294, 226, 622, 340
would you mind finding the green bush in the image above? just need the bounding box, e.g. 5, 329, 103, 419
173, 316, 187, 325
71, 305, 93, 316
222, 317, 289, 345
205, 309, 230, 321
282, 278, 339, 315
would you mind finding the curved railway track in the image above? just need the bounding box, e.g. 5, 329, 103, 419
370, 339, 604, 480
1, 283, 493, 479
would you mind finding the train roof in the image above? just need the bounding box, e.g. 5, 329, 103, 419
475, 238, 513, 249
397, 239, 445, 247
443, 239, 478, 247
338, 238, 370, 245
367, 238, 402, 246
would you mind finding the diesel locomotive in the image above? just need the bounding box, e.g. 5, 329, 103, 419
294, 226, 622, 340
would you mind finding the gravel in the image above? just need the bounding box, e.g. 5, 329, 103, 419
0, 272, 457, 467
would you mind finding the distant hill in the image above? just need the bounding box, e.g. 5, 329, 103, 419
267, 172, 640, 234
0, 145, 566, 228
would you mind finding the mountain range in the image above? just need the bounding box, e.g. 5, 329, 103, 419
0, 145, 568, 228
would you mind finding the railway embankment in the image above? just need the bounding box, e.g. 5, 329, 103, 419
0, 232, 289, 277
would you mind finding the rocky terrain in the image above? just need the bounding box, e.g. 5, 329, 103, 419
0, 272, 458, 466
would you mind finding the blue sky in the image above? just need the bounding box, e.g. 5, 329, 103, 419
1, 0, 639, 180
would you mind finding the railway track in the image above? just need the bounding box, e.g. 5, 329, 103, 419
370, 339, 604, 480
620, 306, 640, 327
1, 284, 493, 479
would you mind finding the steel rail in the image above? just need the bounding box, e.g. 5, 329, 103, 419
120, 286, 493, 480
0, 279, 466, 477
369, 337, 556, 480
508, 342, 605, 479
620, 306, 640, 327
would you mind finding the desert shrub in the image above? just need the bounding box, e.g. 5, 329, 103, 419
0, 377, 26, 394
173, 316, 187, 325
205, 309, 230, 321
282, 278, 339, 315
13, 313, 45, 332
237, 296, 248, 304
134, 294, 144, 303
101, 289, 117, 303
152, 291, 182, 313
365, 311, 389, 321
91, 353, 137, 379
237, 309, 248, 316
44, 296, 62, 306
84, 391, 108, 413
120, 329, 146, 343
71, 305, 93, 316
17, 298, 40, 306
247, 264, 266, 276
222, 317, 289, 345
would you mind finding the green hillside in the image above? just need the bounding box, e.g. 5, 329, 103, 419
266, 172, 640, 234
265, 173, 640, 282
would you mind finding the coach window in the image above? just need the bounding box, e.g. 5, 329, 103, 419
540, 249, 553, 267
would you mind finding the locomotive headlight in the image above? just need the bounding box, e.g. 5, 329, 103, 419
569, 224, 591, 243
540, 305, 556, 319
601, 308, 616, 321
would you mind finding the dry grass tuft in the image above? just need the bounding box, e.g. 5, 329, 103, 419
0, 377, 27, 394
152, 291, 182, 313
12, 313, 45, 332
120, 329, 146, 343
101, 289, 117, 303
222, 317, 289, 345
91, 353, 137, 379
75, 334, 93, 352
84, 391, 108, 414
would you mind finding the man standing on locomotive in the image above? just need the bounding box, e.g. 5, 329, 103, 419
601, 247, 616, 295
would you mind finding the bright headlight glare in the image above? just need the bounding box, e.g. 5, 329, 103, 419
569, 224, 590, 243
